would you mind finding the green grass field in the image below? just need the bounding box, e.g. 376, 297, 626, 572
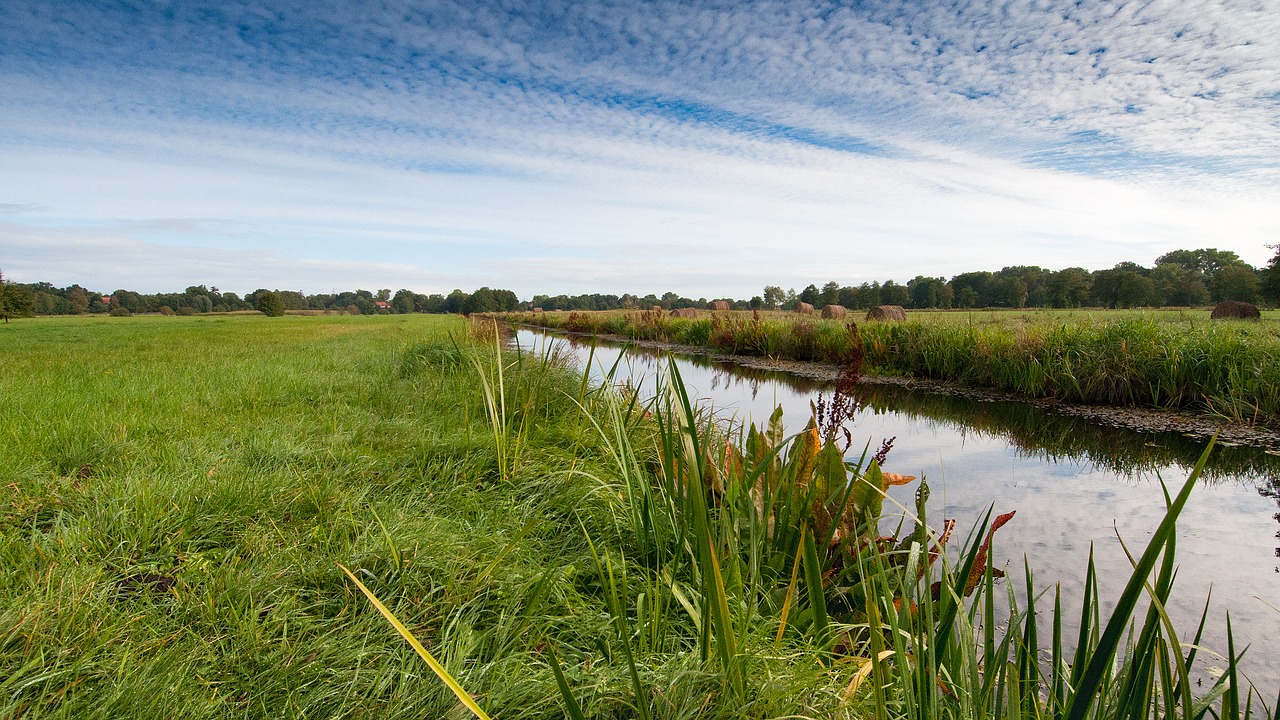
1, 314, 1268, 718
0, 314, 846, 717
1, 314, 591, 716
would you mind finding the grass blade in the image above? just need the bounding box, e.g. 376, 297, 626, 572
546, 644, 588, 720
338, 564, 492, 720
1064, 437, 1215, 720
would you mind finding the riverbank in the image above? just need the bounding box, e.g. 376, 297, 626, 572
504, 308, 1280, 436
508, 321, 1280, 452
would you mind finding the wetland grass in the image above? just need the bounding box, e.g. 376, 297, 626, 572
1, 314, 1273, 717
509, 309, 1280, 427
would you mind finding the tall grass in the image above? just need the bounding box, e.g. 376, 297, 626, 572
388, 336, 1273, 717
509, 310, 1280, 426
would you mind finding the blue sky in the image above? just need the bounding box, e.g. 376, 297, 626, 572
2, 0, 1277, 297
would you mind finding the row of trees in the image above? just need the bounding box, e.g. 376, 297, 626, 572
784, 249, 1270, 311
3, 248, 1278, 320
534, 248, 1280, 312
0, 277, 520, 318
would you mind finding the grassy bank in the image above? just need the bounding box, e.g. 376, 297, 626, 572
0, 314, 1269, 717
507, 308, 1280, 427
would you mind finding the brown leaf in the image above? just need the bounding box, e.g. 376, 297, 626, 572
962, 510, 1016, 597
879, 472, 916, 488
921, 518, 957, 580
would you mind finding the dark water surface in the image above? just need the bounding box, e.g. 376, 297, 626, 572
515, 329, 1280, 690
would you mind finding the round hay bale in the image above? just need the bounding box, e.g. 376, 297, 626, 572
795, 302, 815, 315
866, 305, 907, 321
670, 307, 698, 318
531, 307, 544, 313
1210, 300, 1260, 320
710, 300, 730, 311
651, 305, 664, 312
821, 304, 847, 319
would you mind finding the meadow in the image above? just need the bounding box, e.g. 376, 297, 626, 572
0, 314, 1269, 718
508, 307, 1280, 427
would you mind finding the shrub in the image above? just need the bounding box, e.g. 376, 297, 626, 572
108, 305, 131, 317
257, 291, 287, 317
158, 305, 175, 316
176, 306, 197, 316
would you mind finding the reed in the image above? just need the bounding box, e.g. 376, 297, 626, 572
509, 310, 1280, 426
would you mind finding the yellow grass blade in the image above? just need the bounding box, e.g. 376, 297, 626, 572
339, 564, 493, 720
843, 651, 895, 701
774, 538, 805, 643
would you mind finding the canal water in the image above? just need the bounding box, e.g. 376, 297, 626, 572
514, 328, 1280, 691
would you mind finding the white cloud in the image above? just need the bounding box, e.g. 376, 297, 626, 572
1, 0, 1277, 297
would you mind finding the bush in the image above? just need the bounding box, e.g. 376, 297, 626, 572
257, 291, 287, 317
108, 305, 132, 317
176, 306, 197, 316
158, 305, 175, 316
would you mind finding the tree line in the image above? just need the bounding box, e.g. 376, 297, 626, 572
533, 248, 1280, 312
2, 247, 1278, 320
0, 277, 520, 318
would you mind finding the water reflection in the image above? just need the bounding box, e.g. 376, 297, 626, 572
516, 328, 1280, 688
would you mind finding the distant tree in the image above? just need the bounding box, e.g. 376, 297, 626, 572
1091, 268, 1159, 308
1045, 268, 1091, 308
1151, 263, 1209, 306
879, 280, 910, 307
376, 288, 392, 302
392, 289, 417, 314
111, 289, 146, 314
1210, 264, 1261, 303
0, 269, 9, 323
444, 289, 469, 314
992, 276, 1028, 308
65, 286, 90, 314
908, 276, 949, 309
256, 290, 286, 317
1113, 261, 1151, 276
1261, 245, 1280, 305
277, 291, 308, 310
2, 282, 38, 318
819, 281, 840, 307
1156, 248, 1241, 276
463, 287, 498, 314
950, 271, 994, 307
762, 286, 785, 310
421, 294, 446, 313
798, 284, 821, 306
493, 289, 520, 311
996, 266, 1048, 306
